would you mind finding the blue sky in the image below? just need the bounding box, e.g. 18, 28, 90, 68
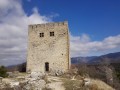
0, 0, 120, 65
23, 0, 120, 41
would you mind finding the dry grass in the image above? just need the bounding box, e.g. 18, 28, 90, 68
18, 72, 27, 76
91, 79, 115, 90
61, 78, 83, 90
61, 77, 115, 90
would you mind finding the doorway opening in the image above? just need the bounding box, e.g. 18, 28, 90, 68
45, 62, 49, 72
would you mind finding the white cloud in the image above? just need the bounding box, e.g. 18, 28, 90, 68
70, 34, 120, 57
0, 0, 53, 66
28, 7, 52, 24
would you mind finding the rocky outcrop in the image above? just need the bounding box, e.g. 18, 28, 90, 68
0, 72, 46, 90
0, 72, 115, 90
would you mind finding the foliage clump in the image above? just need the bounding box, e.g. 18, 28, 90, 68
0, 66, 8, 78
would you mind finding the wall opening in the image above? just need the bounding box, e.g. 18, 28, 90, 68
39, 33, 44, 37
45, 62, 49, 71
50, 32, 54, 36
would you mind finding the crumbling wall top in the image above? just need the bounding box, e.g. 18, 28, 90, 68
29, 21, 68, 29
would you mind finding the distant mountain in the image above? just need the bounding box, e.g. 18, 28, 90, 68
71, 56, 97, 64
71, 52, 120, 64
7, 62, 26, 72
89, 52, 120, 64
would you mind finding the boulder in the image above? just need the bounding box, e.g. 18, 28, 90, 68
23, 79, 46, 90
30, 72, 45, 79
84, 78, 91, 86
9, 81, 19, 88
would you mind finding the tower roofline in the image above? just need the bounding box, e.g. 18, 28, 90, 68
28, 21, 68, 28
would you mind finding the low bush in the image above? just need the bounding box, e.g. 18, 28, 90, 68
0, 66, 8, 78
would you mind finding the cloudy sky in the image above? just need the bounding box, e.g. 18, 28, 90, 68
0, 0, 120, 66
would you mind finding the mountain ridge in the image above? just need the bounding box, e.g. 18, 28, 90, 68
71, 52, 120, 64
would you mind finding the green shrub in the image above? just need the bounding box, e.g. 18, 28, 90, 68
0, 66, 8, 78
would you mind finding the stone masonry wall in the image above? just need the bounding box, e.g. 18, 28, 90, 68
27, 21, 70, 73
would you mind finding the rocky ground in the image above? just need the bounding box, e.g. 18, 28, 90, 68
0, 72, 115, 90
44, 76, 65, 90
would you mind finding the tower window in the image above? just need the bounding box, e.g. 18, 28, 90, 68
39, 33, 44, 37
50, 32, 54, 36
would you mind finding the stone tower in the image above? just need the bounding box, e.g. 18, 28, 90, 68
27, 21, 70, 74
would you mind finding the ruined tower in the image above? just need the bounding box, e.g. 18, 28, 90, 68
27, 21, 70, 73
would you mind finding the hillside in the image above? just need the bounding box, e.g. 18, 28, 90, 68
71, 52, 120, 64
